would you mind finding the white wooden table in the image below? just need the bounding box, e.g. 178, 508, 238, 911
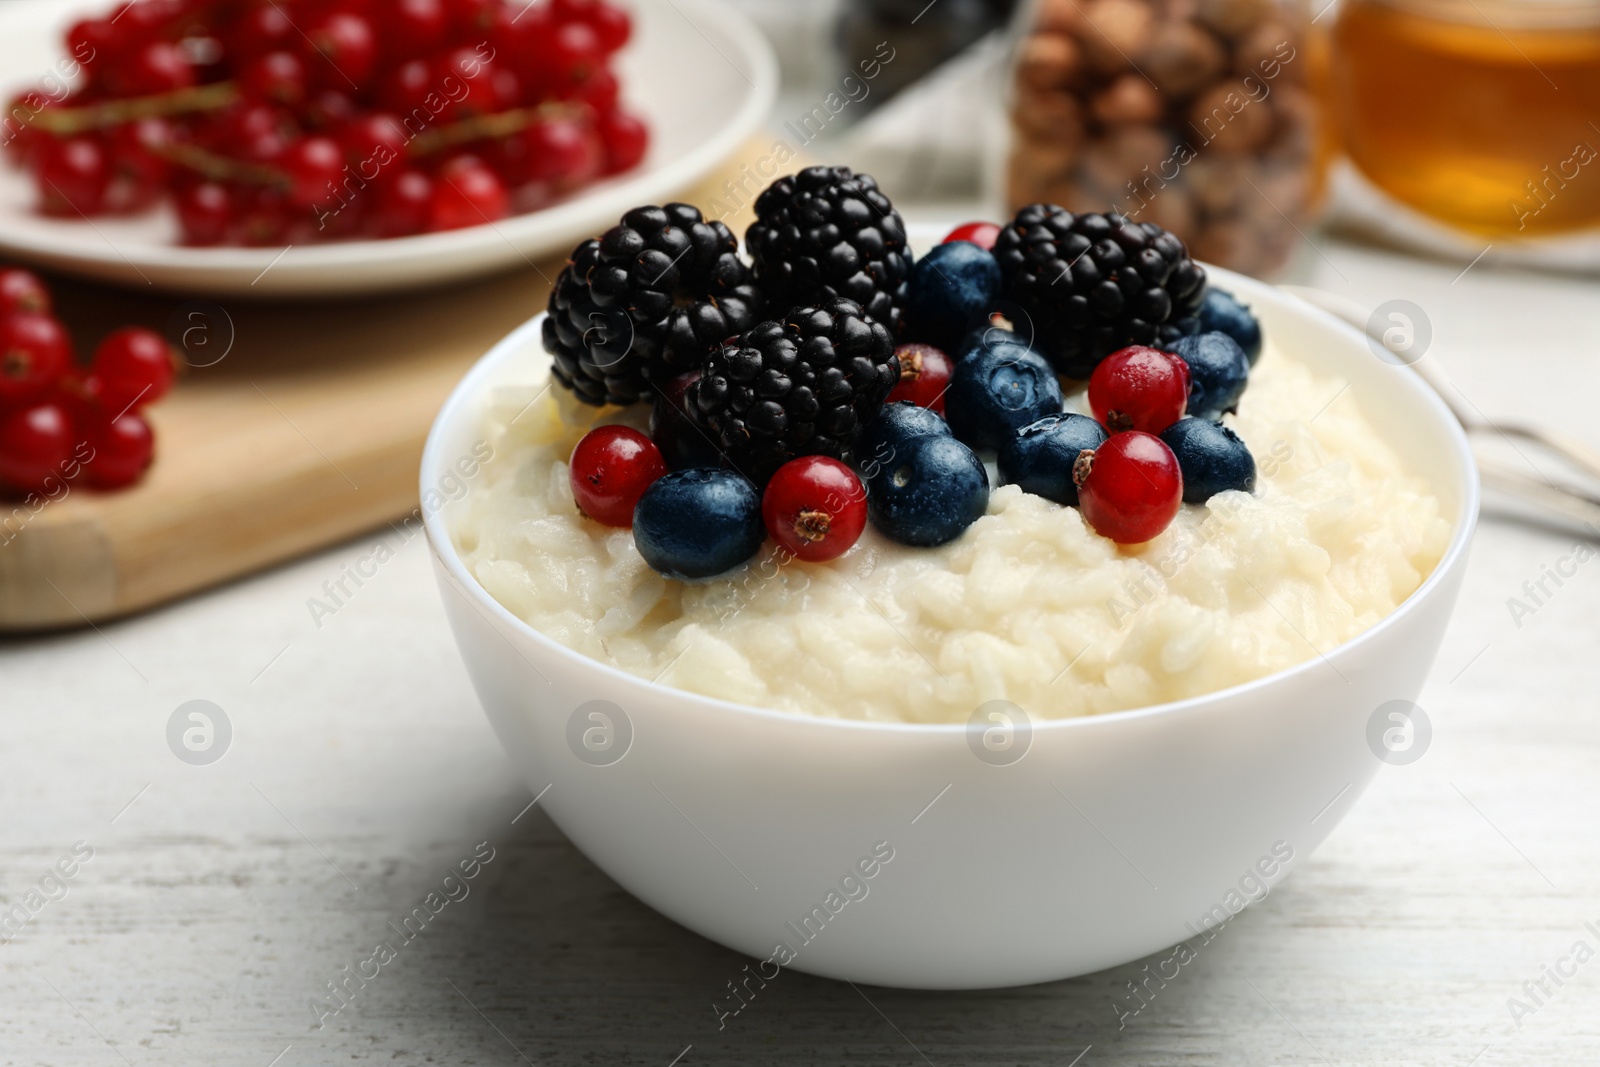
4, 236, 1599, 1067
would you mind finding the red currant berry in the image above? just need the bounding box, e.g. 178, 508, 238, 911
598, 110, 648, 175
84, 411, 155, 490
943, 221, 1001, 250
306, 89, 360, 129
341, 112, 408, 168
34, 136, 111, 216
1073, 431, 1183, 544
66, 19, 118, 75
241, 50, 308, 108
105, 40, 195, 96
545, 20, 603, 88
588, 2, 633, 51
1087, 345, 1190, 434
235, 185, 293, 246
523, 117, 602, 186
105, 116, 172, 213
430, 156, 508, 230
0, 401, 74, 495
372, 170, 434, 237
386, 0, 449, 60
87, 327, 175, 413
0, 269, 52, 317
569, 425, 667, 527
3, 94, 48, 167
761, 456, 868, 562
0, 313, 71, 405
175, 180, 234, 245
886, 343, 953, 414
279, 135, 345, 208
307, 12, 378, 87
571, 67, 619, 113
219, 102, 294, 162
380, 58, 434, 114
447, 0, 498, 39
228, 3, 296, 62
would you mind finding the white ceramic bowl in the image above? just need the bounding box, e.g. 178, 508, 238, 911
0, 0, 775, 297
422, 267, 1478, 989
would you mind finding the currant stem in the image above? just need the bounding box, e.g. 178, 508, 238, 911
25, 82, 241, 136
406, 102, 581, 156
153, 142, 288, 187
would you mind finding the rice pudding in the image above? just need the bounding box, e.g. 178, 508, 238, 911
451, 335, 1451, 723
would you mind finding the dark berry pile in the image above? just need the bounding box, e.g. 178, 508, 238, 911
5, 0, 648, 245
992, 206, 1207, 379
745, 166, 911, 334
544, 203, 761, 406
548, 180, 1265, 580
0, 268, 170, 497
687, 298, 898, 482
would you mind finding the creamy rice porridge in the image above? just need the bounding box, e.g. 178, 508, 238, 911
452, 338, 1451, 723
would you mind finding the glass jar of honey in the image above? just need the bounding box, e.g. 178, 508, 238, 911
1331, 0, 1600, 237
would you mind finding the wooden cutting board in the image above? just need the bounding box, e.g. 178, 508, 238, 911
0, 142, 771, 630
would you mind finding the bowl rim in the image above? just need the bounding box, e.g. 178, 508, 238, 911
421, 266, 1481, 734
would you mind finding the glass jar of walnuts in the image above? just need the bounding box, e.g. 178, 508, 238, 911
1004, 0, 1327, 276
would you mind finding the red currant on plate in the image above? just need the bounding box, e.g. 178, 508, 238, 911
1073, 431, 1184, 545
1088, 345, 1190, 434
762, 456, 868, 563
569, 425, 668, 527
175, 180, 234, 246
0, 312, 72, 405
886, 343, 953, 414
84, 410, 155, 490
279, 136, 346, 209
598, 110, 649, 175
942, 221, 1001, 250
34, 136, 111, 216
0, 401, 74, 494
372, 170, 434, 237
430, 155, 509, 231
86, 327, 175, 413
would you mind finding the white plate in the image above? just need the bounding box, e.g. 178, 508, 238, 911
0, 0, 776, 298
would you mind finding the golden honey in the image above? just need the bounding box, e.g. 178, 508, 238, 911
1331, 0, 1600, 236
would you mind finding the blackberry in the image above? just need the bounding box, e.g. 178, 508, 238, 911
688, 298, 899, 482
993, 206, 1207, 379
543, 203, 762, 406
745, 166, 911, 335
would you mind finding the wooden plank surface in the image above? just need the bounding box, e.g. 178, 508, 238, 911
0, 143, 769, 631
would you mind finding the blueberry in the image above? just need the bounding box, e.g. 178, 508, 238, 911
854, 399, 951, 471
1160, 417, 1256, 503
633, 468, 765, 579
1197, 287, 1263, 366
945, 334, 1063, 450
1166, 332, 1250, 421
998, 412, 1109, 506
865, 433, 990, 547
904, 241, 1002, 352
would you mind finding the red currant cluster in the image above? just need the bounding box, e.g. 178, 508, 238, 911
6, 0, 646, 245
0, 268, 171, 496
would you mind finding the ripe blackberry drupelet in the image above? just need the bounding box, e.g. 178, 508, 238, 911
745, 166, 911, 335
993, 206, 1207, 379
544, 203, 763, 406
687, 298, 899, 483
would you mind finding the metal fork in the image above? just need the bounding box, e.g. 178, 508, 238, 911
1280, 285, 1600, 530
